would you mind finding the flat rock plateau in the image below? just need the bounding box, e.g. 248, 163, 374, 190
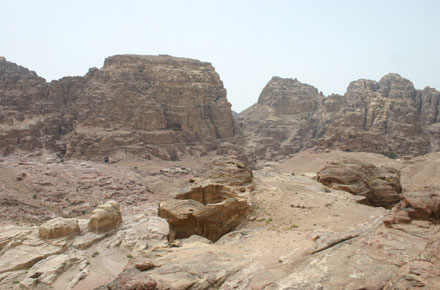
0, 55, 439, 290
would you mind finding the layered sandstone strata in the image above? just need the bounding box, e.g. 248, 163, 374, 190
317, 159, 402, 208
0, 55, 238, 160
239, 74, 440, 161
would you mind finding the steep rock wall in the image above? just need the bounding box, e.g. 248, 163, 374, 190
239, 74, 440, 161
0, 55, 238, 160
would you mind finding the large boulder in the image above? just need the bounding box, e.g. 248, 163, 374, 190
400, 191, 440, 221
198, 158, 253, 186
384, 191, 440, 226
316, 159, 402, 208
39, 217, 80, 239
158, 184, 250, 242
87, 200, 122, 233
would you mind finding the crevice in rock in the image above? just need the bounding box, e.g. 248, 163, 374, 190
308, 234, 358, 255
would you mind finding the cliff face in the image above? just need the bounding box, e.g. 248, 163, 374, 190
0, 55, 238, 160
0, 57, 66, 154
239, 74, 440, 161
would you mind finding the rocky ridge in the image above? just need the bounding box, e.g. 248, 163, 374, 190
239, 74, 440, 162
0, 55, 239, 161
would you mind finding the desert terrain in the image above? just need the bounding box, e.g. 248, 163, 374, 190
0, 150, 439, 289
1, 55, 439, 289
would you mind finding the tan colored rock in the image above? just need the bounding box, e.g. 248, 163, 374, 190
72, 232, 107, 250
239, 74, 440, 162
99, 268, 157, 290
401, 191, 440, 222
0, 55, 238, 160
25, 254, 81, 285
0, 237, 66, 274
100, 241, 249, 290
385, 191, 440, 226
198, 157, 253, 186
316, 159, 402, 208
383, 261, 440, 289
39, 217, 80, 239
158, 184, 250, 242
88, 200, 122, 233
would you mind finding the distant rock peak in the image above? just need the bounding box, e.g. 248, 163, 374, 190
240, 74, 440, 162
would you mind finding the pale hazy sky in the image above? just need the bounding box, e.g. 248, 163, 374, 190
1, 0, 439, 112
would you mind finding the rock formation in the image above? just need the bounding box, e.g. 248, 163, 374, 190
239, 74, 440, 162
158, 158, 252, 242
197, 158, 253, 186
316, 159, 402, 208
158, 184, 251, 242
39, 217, 80, 239
0, 55, 239, 161
384, 191, 440, 226
88, 200, 122, 233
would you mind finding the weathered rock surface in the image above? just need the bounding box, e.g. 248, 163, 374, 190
158, 158, 252, 242
316, 159, 402, 208
0, 55, 239, 161
197, 157, 253, 186
88, 200, 122, 233
100, 240, 251, 290
239, 74, 440, 162
0, 226, 67, 274
25, 253, 84, 286
385, 190, 440, 226
39, 217, 80, 239
102, 268, 158, 290
158, 184, 250, 242
269, 222, 440, 290
1, 151, 440, 289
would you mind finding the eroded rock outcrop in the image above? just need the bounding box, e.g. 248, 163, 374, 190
198, 158, 253, 186
316, 159, 402, 208
384, 190, 440, 226
88, 200, 122, 233
239, 74, 440, 162
158, 158, 253, 242
158, 184, 250, 242
39, 217, 80, 239
0, 55, 239, 161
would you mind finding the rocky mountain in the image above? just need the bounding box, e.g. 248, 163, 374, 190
0, 55, 239, 161
239, 74, 440, 162
1, 54, 440, 289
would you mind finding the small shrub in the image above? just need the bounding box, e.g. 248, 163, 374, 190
127, 254, 133, 259
92, 251, 99, 258
387, 152, 396, 159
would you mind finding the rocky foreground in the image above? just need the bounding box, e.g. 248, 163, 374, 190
0, 151, 439, 289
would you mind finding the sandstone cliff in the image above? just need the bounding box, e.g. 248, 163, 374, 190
0, 55, 238, 160
239, 74, 440, 161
